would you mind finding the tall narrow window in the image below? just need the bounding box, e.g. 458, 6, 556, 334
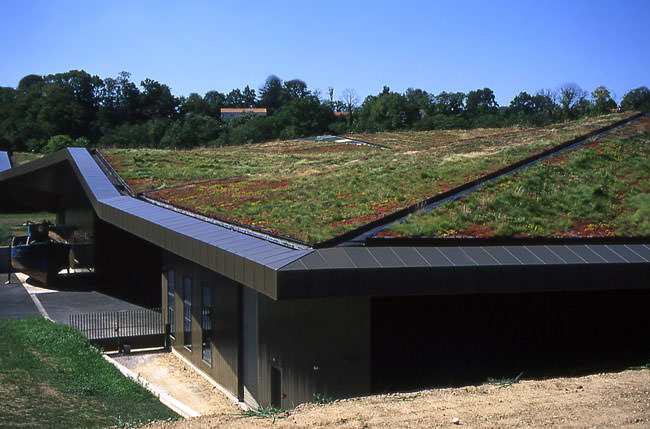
167, 270, 175, 336
183, 277, 192, 350
201, 285, 212, 365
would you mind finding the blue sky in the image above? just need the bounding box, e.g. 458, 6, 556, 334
1, 0, 649, 105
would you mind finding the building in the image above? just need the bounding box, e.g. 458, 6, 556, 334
220, 108, 267, 120
1, 116, 648, 410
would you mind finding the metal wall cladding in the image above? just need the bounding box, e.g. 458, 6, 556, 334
163, 251, 241, 398
257, 294, 372, 408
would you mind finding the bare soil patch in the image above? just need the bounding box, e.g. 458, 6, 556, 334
146, 368, 650, 428
113, 352, 239, 416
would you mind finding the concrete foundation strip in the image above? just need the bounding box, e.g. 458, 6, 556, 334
103, 354, 200, 419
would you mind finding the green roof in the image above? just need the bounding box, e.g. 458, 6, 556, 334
103, 113, 642, 244
387, 116, 650, 239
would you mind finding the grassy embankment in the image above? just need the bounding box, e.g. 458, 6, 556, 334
0, 318, 177, 427
104, 114, 629, 243
0, 212, 56, 246
388, 116, 650, 238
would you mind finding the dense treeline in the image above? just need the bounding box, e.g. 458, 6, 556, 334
0, 70, 649, 152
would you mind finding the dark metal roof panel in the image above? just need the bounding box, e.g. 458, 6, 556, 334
567, 245, 607, 264
506, 246, 544, 265
625, 244, 650, 262
0, 152, 11, 172
281, 251, 328, 271
438, 247, 477, 266
264, 250, 313, 270
390, 247, 429, 267
528, 246, 565, 264
544, 245, 586, 264
317, 248, 356, 268
588, 245, 627, 264
415, 247, 455, 267
367, 247, 406, 267
483, 246, 522, 265
462, 247, 500, 265
342, 247, 381, 268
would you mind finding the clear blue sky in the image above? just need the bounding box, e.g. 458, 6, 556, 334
1, 0, 649, 105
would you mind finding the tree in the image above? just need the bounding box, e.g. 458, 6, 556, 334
259, 75, 283, 112
591, 86, 617, 114
140, 78, 178, 120
557, 83, 587, 119
434, 91, 465, 115
340, 88, 359, 129
42, 135, 74, 153
620, 87, 650, 112
465, 88, 499, 118
242, 86, 257, 108
358, 89, 407, 131
181, 93, 208, 115
509, 91, 535, 115
225, 88, 245, 107
203, 91, 226, 117
283, 79, 310, 100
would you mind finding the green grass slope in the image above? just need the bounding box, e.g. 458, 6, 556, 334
388, 116, 650, 238
0, 318, 177, 428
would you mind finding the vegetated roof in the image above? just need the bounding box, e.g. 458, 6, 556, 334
386, 116, 650, 239
102, 113, 638, 245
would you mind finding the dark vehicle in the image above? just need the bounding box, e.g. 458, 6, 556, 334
10, 221, 70, 285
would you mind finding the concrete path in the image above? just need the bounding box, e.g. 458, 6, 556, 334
0, 274, 41, 320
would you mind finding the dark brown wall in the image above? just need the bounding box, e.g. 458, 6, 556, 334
93, 218, 161, 307
371, 289, 650, 392
257, 295, 371, 409
163, 251, 241, 398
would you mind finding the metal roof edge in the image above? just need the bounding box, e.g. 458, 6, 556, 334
0, 151, 12, 172
280, 244, 650, 272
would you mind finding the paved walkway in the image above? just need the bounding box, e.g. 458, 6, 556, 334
0, 273, 147, 323
0, 274, 41, 319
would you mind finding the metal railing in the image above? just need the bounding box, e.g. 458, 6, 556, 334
69, 308, 163, 341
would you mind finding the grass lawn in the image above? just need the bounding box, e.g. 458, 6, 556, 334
387, 116, 650, 238
13, 152, 45, 165
0, 318, 178, 428
103, 113, 632, 244
0, 212, 56, 246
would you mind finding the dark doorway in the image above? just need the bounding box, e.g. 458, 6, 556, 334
271, 366, 282, 409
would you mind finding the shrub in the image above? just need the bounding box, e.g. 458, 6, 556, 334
42, 135, 74, 153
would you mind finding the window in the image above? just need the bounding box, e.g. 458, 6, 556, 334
167, 270, 175, 336
201, 285, 212, 364
183, 277, 192, 350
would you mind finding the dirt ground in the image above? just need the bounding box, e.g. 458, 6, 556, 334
113, 352, 240, 416
140, 355, 650, 428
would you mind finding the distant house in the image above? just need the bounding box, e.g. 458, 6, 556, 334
334, 111, 350, 117
220, 108, 267, 120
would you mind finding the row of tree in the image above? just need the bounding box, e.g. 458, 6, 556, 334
0, 70, 648, 152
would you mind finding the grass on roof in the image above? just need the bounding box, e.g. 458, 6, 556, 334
387, 116, 650, 238
103, 113, 634, 244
